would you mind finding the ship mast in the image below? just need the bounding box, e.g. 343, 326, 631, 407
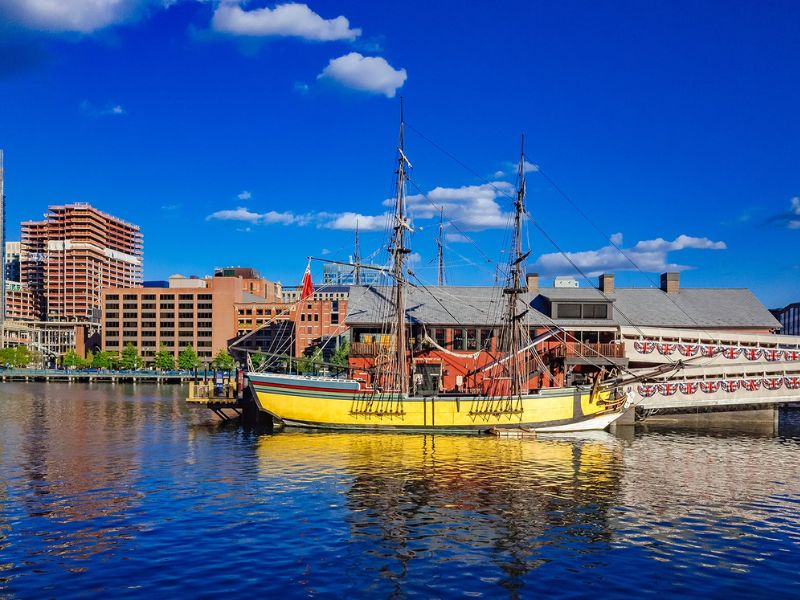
390, 99, 412, 395
503, 135, 529, 397
437, 208, 446, 286
353, 220, 361, 285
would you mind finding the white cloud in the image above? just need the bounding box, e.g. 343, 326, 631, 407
493, 170, 505, 178
317, 52, 406, 98
401, 181, 515, 231
632, 235, 727, 252
80, 100, 127, 116
237, 190, 252, 200
609, 232, 624, 246
321, 248, 331, 255
789, 197, 800, 229
320, 211, 389, 231
206, 206, 264, 223
522, 160, 539, 173
212, 2, 361, 41
0, 0, 145, 33
533, 234, 727, 277
206, 206, 384, 230
445, 232, 470, 243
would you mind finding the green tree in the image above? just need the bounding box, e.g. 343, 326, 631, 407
178, 345, 200, 371
12, 346, 32, 368
250, 351, 266, 370
297, 347, 324, 374
82, 350, 94, 369
0, 347, 16, 367
120, 343, 141, 370
63, 348, 81, 369
331, 340, 350, 369
92, 350, 113, 369
211, 349, 235, 372
153, 344, 175, 371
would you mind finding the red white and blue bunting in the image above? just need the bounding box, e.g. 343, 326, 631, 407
639, 376, 800, 396
633, 340, 800, 362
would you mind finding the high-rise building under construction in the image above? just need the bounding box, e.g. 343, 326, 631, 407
21, 203, 143, 321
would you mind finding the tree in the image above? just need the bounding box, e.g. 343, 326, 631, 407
250, 351, 265, 370
12, 346, 32, 368
63, 348, 81, 369
331, 340, 350, 370
178, 345, 200, 371
120, 343, 141, 370
0, 347, 16, 367
297, 347, 324, 374
92, 350, 113, 369
211, 349, 235, 372
153, 344, 175, 371
83, 350, 95, 369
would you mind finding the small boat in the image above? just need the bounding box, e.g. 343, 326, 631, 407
248, 105, 654, 434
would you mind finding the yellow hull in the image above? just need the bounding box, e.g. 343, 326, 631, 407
248, 372, 624, 433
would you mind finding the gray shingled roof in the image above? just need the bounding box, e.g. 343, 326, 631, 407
537, 288, 615, 301
346, 286, 550, 326
612, 288, 781, 329
346, 285, 780, 330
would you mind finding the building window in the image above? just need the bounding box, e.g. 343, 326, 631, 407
453, 329, 464, 350
466, 329, 478, 351
480, 329, 494, 350
434, 328, 447, 347
583, 304, 608, 319
556, 304, 581, 319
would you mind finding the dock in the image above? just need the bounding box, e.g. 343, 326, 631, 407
0, 368, 195, 383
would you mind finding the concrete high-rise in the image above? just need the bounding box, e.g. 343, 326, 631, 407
21, 203, 143, 321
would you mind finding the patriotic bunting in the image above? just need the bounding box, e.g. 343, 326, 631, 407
721, 380, 740, 393
659, 382, 679, 396
637, 384, 658, 397
742, 348, 762, 361
700, 381, 720, 393
658, 343, 676, 356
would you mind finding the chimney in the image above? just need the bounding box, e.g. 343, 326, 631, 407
599, 273, 615, 294
660, 272, 680, 293
526, 272, 539, 293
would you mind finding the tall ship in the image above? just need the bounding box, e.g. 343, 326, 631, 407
246, 107, 650, 433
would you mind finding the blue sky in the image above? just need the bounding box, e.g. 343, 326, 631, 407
0, 0, 798, 307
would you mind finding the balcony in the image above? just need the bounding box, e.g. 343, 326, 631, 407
351, 342, 395, 356
549, 342, 626, 363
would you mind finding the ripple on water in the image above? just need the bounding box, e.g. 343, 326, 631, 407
1, 383, 800, 597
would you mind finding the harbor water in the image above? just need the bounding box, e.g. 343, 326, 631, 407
1, 383, 800, 598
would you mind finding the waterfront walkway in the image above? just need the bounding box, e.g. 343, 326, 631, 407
0, 368, 195, 383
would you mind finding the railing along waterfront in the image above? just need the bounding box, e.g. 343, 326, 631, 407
0, 368, 195, 382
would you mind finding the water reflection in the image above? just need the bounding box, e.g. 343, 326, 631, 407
1, 383, 800, 597
257, 432, 624, 596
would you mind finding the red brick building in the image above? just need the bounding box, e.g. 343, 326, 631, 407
21, 203, 142, 321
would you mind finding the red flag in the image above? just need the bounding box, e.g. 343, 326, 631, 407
300, 264, 313, 300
